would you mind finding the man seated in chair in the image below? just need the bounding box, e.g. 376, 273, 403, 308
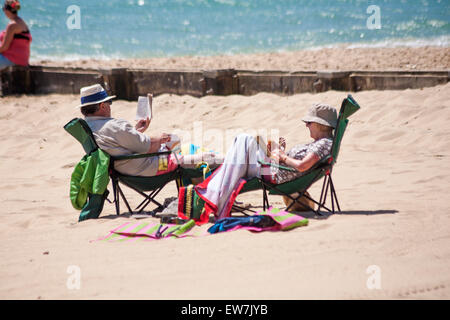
77, 84, 221, 177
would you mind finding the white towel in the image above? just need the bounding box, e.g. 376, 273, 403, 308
196, 133, 269, 219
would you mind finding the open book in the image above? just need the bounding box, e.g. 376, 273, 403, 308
256, 135, 286, 158
256, 135, 271, 157
135, 95, 153, 121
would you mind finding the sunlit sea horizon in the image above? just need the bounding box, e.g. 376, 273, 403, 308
1, 0, 448, 61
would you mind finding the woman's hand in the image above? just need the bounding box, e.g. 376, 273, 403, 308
279, 137, 286, 151
268, 137, 286, 155
271, 148, 287, 164
135, 117, 150, 133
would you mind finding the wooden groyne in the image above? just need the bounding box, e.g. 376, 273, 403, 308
1, 66, 448, 99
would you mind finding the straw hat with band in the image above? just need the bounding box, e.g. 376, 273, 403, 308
77, 84, 116, 108
301, 103, 337, 129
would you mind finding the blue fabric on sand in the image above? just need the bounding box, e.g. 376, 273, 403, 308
207, 215, 275, 234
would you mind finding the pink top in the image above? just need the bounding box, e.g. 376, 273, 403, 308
0, 29, 32, 66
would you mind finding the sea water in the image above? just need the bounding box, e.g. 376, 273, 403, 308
1, 0, 448, 60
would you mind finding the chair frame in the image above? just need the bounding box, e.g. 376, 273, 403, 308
261, 158, 340, 215
108, 152, 180, 216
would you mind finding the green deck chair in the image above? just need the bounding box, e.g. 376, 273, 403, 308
237, 94, 361, 216
64, 118, 200, 219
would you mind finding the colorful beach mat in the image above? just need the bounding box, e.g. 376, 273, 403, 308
96, 208, 308, 242
208, 207, 309, 234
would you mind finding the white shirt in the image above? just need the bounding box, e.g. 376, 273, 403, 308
85, 116, 159, 176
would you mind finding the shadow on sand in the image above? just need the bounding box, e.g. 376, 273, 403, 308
97, 208, 399, 222
296, 209, 398, 220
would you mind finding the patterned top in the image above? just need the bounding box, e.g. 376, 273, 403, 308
271, 137, 333, 184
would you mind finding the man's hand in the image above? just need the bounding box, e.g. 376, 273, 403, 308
160, 133, 171, 144
135, 117, 150, 133
147, 133, 171, 153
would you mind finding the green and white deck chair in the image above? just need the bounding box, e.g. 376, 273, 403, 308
237, 94, 361, 216
64, 118, 199, 219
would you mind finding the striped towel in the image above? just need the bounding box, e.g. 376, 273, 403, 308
95, 219, 208, 242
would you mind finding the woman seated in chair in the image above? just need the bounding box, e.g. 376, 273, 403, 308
179, 103, 338, 223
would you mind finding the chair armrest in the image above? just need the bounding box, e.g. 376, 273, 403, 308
111, 150, 173, 161
257, 155, 333, 174
257, 159, 297, 172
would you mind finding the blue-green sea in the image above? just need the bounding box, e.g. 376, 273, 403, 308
1, 0, 449, 60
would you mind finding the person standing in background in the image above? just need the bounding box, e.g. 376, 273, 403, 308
0, 0, 31, 69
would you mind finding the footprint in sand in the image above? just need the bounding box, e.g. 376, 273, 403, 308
22, 206, 59, 212
398, 283, 447, 298
308, 223, 332, 231
413, 175, 443, 184
376, 131, 405, 142
15, 219, 32, 229
367, 180, 384, 185
22, 183, 37, 188
392, 170, 414, 175
0, 184, 18, 190
353, 130, 371, 138
61, 162, 77, 169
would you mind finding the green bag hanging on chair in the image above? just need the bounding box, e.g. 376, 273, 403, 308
70, 149, 110, 221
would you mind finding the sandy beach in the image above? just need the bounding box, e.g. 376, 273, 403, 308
32, 46, 450, 71
0, 54, 449, 300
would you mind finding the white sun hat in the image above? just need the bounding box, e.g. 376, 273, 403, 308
301, 103, 338, 128
77, 84, 116, 108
